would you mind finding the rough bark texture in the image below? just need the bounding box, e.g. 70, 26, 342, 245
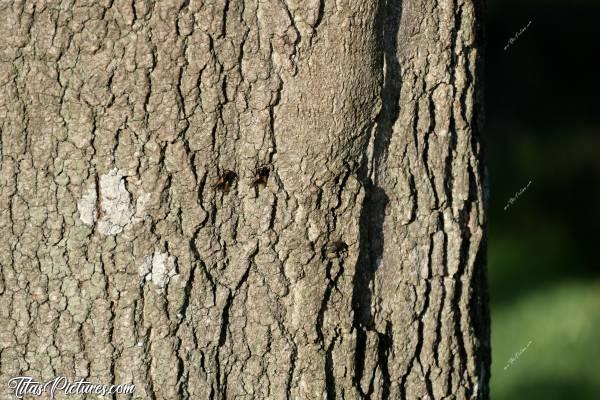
0, 0, 488, 399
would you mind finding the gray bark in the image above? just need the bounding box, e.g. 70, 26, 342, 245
0, 0, 488, 399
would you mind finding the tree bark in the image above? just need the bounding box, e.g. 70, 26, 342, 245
0, 0, 488, 399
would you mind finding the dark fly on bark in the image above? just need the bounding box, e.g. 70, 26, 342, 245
213, 170, 237, 193
250, 166, 270, 195
325, 240, 349, 258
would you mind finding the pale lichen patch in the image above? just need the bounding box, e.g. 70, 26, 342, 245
132, 191, 151, 223
140, 251, 177, 289
77, 169, 150, 235
77, 186, 97, 226
96, 169, 134, 235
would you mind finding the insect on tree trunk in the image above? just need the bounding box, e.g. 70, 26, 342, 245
0, 0, 488, 399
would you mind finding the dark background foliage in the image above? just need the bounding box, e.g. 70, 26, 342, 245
486, 1, 600, 398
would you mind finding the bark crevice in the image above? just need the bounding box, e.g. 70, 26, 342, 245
352, 0, 403, 394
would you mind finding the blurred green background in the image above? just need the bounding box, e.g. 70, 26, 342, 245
487, 1, 600, 399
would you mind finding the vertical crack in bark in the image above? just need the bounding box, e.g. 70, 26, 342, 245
401, 279, 432, 399
214, 290, 231, 399
285, 340, 298, 399
422, 90, 440, 208
316, 260, 333, 345
378, 322, 393, 400
314, 0, 326, 31
352, 0, 402, 393
325, 336, 337, 399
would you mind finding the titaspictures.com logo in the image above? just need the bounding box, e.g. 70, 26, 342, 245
6, 376, 135, 399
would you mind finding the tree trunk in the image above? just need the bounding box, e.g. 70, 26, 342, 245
0, 0, 488, 399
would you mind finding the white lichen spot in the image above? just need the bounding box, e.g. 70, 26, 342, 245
77, 186, 97, 226
77, 168, 149, 235
140, 251, 177, 289
132, 191, 151, 223
96, 169, 134, 235
139, 255, 151, 277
